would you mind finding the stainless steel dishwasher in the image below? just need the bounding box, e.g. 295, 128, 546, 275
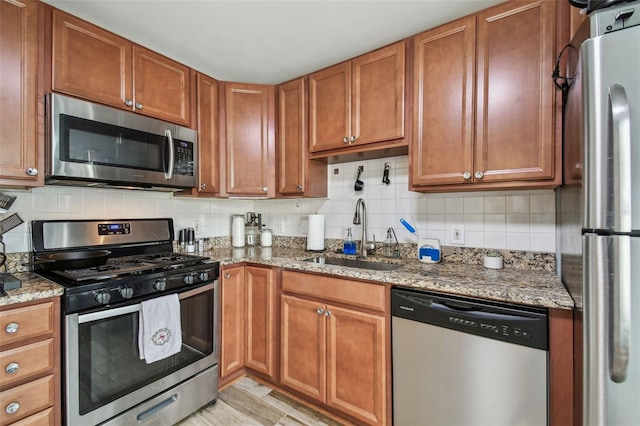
392, 288, 548, 426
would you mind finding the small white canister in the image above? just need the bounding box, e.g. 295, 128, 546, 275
261, 228, 273, 247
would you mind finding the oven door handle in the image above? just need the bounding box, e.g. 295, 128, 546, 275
78, 283, 215, 324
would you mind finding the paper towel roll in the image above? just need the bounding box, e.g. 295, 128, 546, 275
306, 214, 325, 251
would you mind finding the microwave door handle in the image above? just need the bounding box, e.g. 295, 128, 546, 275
164, 129, 175, 180
608, 84, 631, 383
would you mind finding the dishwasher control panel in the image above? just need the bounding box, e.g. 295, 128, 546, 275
392, 288, 548, 350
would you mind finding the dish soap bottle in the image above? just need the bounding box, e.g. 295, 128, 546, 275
343, 228, 356, 255
383, 229, 394, 257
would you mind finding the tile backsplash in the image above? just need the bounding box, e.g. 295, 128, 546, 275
0, 155, 555, 254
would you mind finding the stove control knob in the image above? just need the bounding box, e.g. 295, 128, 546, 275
183, 274, 194, 285
198, 271, 209, 281
153, 279, 167, 291
95, 291, 111, 305
119, 286, 134, 299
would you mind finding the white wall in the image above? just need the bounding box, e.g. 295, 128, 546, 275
0, 155, 556, 253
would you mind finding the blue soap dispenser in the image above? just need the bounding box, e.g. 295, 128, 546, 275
343, 228, 356, 255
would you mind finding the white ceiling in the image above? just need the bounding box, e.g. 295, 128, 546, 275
43, 0, 505, 85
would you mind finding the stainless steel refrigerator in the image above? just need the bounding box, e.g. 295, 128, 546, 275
558, 1, 640, 424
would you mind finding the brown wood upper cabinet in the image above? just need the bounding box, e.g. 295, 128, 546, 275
220, 82, 275, 197
410, 0, 559, 191
0, 0, 43, 187
277, 77, 327, 197
51, 9, 192, 127
309, 41, 406, 155
194, 73, 219, 195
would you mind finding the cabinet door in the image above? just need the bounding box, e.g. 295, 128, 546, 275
245, 266, 275, 378
220, 266, 245, 380
326, 305, 386, 426
195, 73, 219, 194
277, 78, 327, 197
133, 45, 192, 126
52, 9, 132, 110
222, 83, 275, 197
0, 0, 42, 186
410, 17, 476, 187
280, 295, 326, 402
309, 62, 351, 152
475, 0, 556, 183
352, 41, 405, 145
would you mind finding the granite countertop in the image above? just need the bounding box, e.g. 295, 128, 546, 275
0, 272, 65, 307
207, 246, 574, 310
0, 245, 574, 311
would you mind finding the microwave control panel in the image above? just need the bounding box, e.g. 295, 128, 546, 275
175, 140, 194, 176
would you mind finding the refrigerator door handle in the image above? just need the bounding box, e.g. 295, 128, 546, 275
610, 235, 631, 382
609, 84, 631, 233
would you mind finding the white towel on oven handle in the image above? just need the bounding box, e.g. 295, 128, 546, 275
138, 293, 182, 364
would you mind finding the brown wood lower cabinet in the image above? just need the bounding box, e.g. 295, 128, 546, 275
0, 298, 60, 426
280, 271, 388, 426
220, 265, 276, 386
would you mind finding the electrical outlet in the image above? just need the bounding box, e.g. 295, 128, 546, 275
278, 220, 285, 233
194, 220, 201, 234
450, 224, 465, 245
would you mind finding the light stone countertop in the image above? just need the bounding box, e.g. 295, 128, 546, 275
0, 246, 574, 311
207, 246, 574, 310
0, 272, 65, 307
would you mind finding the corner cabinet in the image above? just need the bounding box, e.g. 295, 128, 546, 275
51, 9, 193, 126
410, 0, 560, 191
280, 271, 388, 426
219, 265, 277, 386
277, 78, 327, 197
309, 41, 406, 156
0, 0, 43, 187
219, 83, 275, 197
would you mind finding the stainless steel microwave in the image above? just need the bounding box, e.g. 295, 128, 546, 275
46, 94, 197, 191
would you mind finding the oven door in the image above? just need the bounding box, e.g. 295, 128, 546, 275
64, 282, 218, 426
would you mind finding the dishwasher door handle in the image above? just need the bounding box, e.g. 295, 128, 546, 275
427, 301, 538, 322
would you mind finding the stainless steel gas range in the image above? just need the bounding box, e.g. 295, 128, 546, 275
30, 218, 219, 426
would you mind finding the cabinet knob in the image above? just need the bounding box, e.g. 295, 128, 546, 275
124, 99, 134, 107
324, 310, 331, 317
224, 273, 231, 279
350, 135, 357, 142
474, 171, 484, 179
5, 322, 19, 334
297, 184, 303, 191
5, 402, 19, 415
201, 183, 207, 190
317, 307, 324, 315
343, 137, 349, 144
5, 362, 19, 374
262, 186, 268, 192
135, 102, 143, 110
462, 171, 472, 180
26, 168, 38, 176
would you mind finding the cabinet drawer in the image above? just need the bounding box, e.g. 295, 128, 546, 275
0, 339, 54, 387
0, 375, 54, 425
282, 271, 386, 313
9, 407, 53, 426
0, 302, 54, 346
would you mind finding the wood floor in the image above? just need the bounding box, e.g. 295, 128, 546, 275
177, 377, 345, 426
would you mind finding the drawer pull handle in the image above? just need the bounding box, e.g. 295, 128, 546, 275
5, 402, 19, 415
5, 322, 19, 334
5, 363, 19, 374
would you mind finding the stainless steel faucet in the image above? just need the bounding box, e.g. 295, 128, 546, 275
353, 198, 374, 258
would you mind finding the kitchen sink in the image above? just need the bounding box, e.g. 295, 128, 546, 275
304, 256, 402, 271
